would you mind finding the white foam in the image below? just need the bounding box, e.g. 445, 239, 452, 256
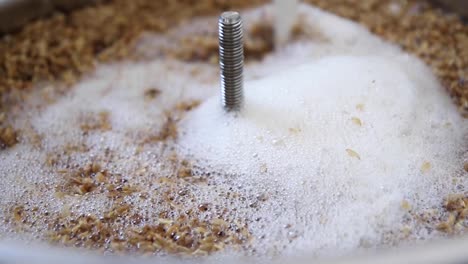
176, 4, 467, 257
178, 53, 467, 254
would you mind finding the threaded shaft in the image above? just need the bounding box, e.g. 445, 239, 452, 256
218, 11, 244, 111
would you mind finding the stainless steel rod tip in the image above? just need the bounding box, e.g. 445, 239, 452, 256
218, 11, 244, 111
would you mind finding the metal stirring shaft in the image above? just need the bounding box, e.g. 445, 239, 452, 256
218, 11, 244, 111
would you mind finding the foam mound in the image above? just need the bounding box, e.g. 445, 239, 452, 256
178, 54, 467, 254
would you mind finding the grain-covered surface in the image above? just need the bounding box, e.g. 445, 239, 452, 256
0, 0, 467, 256
0, 0, 466, 150
0, 0, 467, 148
0, 0, 101, 34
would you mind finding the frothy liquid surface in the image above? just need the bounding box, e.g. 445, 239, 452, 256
0, 3, 466, 259
179, 55, 467, 254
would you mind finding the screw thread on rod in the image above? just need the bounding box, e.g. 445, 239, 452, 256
218, 11, 244, 111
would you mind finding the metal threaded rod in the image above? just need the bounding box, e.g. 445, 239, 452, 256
218, 11, 244, 111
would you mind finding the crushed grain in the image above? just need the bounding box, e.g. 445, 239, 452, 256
144, 88, 161, 101
421, 161, 432, 173
346, 148, 361, 160
437, 194, 468, 233
0, 125, 18, 149
351, 117, 363, 126
0, 0, 466, 257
